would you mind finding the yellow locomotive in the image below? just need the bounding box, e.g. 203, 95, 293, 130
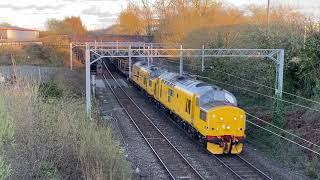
131, 61, 246, 154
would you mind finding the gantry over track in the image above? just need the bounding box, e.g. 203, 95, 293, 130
70, 41, 284, 115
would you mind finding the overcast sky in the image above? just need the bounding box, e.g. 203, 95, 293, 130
0, 0, 319, 30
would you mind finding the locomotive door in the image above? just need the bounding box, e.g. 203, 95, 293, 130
191, 95, 196, 125
185, 98, 192, 124
154, 82, 158, 97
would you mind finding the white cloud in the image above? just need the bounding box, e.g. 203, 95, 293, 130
0, 0, 126, 30
226, 0, 320, 18
0, 0, 318, 30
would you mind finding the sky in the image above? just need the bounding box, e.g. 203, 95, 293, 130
0, 0, 319, 31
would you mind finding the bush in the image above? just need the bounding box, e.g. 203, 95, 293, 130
0, 44, 67, 66
24, 44, 46, 60
39, 82, 63, 100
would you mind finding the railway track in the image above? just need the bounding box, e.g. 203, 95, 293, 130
149, 96, 273, 180
151, 101, 273, 180
101, 61, 273, 180
101, 62, 205, 180
213, 155, 272, 180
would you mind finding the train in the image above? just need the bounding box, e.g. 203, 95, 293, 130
116, 60, 246, 154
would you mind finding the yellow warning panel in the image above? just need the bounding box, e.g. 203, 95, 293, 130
231, 143, 244, 154
207, 142, 223, 154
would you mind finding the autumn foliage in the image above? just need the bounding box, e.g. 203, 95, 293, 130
45, 16, 87, 37
117, 6, 146, 35
116, 1, 306, 44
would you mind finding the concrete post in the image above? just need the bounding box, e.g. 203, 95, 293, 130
116, 41, 119, 53
143, 43, 146, 62
92, 75, 95, 96
277, 49, 284, 98
179, 44, 183, 76
151, 44, 153, 64
201, 45, 205, 72
129, 45, 132, 78
147, 46, 150, 67
85, 44, 91, 117
70, 43, 73, 70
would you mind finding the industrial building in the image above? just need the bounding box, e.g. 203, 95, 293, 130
0, 25, 39, 42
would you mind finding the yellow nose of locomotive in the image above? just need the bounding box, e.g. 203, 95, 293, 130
206, 106, 246, 154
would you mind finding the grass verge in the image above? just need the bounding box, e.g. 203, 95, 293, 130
0, 71, 132, 179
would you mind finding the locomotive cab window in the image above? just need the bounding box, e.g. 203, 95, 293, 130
225, 92, 237, 105
200, 110, 206, 121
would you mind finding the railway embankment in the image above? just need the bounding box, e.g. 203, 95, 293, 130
0, 66, 132, 179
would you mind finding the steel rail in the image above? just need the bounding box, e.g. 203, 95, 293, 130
212, 155, 273, 180
236, 155, 273, 180
101, 62, 205, 180
154, 103, 273, 180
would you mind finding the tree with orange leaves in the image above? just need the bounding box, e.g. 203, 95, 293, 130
117, 5, 146, 35
46, 16, 87, 37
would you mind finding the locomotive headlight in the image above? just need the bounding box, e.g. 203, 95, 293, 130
222, 125, 225, 129
220, 117, 224, 121
240, 115, 243, 119
226, 126, 231, 130
233, 117, 237, 121
212, 114, 216, 119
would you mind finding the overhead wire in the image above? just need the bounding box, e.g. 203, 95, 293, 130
246, 112, 320, 149
152, 58, 320, 111
153, 58, 320, 106
246, 120, 320, 156
208, 68, 320, 106
139, 58, 320, 156
151, 58, 320, 156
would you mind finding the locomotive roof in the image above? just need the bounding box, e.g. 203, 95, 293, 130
157, 68, 237, 110
159, 72, 222, 96
134, 61, 237, 109
135, 61, 166, 79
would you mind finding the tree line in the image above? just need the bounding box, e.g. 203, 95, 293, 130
115, 0, 319, 99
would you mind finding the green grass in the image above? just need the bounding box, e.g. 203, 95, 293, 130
0, 97, 14, 179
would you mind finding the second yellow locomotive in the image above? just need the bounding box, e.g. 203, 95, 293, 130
131, 61, 246, 154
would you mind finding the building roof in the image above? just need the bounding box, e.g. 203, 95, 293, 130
0, 25, 39, 32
